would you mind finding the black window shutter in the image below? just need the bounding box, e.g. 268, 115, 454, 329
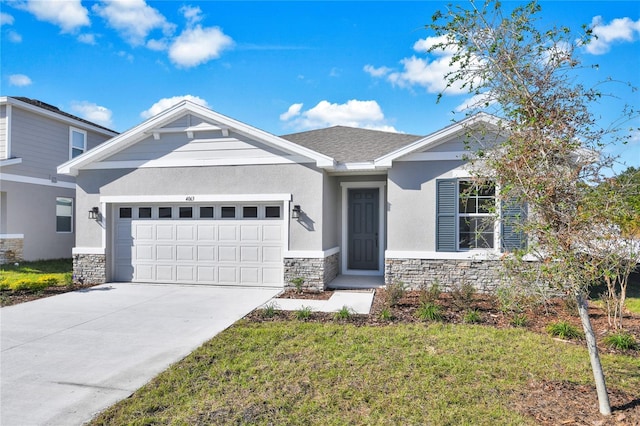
501, 199, 527, 251
436, 179, 457, 252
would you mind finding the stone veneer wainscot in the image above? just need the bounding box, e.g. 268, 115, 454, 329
0, 237, 24, 264
284, 251, 340, 291
73, 254, 106, 285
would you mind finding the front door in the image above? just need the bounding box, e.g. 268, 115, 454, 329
348, 188, 379, 270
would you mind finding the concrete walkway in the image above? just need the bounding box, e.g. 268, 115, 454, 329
0, 283, 280, 426
263, 290, 376, 314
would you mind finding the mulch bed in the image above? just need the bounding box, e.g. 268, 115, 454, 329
248, 288, 640, 425
0, 283, 100, 307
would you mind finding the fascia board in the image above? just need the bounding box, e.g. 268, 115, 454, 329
374, 113, 504, 167
2, 97, 118, 137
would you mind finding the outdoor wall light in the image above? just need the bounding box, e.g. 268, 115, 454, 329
292, 205, 301, 219
88, 207, 99, 220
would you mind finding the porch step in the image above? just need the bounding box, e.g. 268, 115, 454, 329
327, 275, 385, 290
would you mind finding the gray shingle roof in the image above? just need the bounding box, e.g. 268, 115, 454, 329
281, 126, 423, 163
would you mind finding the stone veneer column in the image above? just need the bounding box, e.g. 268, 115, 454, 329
0, 237, 24, 264
283, 251, 340, 291
385, 258, 505, 293
73, 254, 106, 285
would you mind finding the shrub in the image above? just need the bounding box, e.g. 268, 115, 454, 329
496, 285, 525, 314
419, 280, 442, 305
385, 281, 407, 307
415, 302, 443, 321
295, 306, 313, 321
261, 302, 279, 318
546, 321, 583, 340
450, 281, 476, 310
463, 309, 482, 324
290, 277, 305, 293
603, 332, 638, 351
511, 314, 528, 327
334, 306, 354, 321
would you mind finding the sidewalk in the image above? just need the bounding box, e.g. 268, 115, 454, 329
263, 290, 376, 314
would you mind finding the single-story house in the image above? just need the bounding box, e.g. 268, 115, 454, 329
58, 100, 524, 290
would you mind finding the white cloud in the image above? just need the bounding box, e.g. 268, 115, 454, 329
454, 92, 496, 113
70, 101, 113, 127
21, 0, 89, 33
117, 51, 134, 62
180, 5, 203, 26
584, 16, 640, 55
0, 12, 14, 26
363, 64, 391, 78
77, 33, 96, 45
7, 30, 22, 43
168, 25, 233, 68
93, 0, 174, 46
146, 38, 168, 51
280, 99, 398, 132
8, 74, 32, 86
140, 95, 209, 119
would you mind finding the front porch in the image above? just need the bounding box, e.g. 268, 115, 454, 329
327, 274, 385, 290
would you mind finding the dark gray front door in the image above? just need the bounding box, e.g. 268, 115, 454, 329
348, 188, 379, 270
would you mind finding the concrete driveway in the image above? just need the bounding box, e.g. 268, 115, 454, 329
0, 283, 280, 426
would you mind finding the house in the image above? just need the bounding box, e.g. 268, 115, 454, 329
0, 97, 118, 263
58, 100, 524, 290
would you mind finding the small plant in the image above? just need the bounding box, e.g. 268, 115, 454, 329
450, 281, 476, 310
334, 306, 354, 321
261, 302, 279, 318
546, 321, 582, 340
603, 332, 638, 351
290, 277, 305, 293
496, 285, 524, 314
295, 306, 313, 321
419, 280, 441, 305
379, 307, 394, 321
463, 309, 482, 324
385, 281, 407, 307
511, 313, 528, 327
415, 302, 443, 321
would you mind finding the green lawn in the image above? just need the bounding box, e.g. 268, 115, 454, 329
91, 321, 640, 425
0, 259, 72, 291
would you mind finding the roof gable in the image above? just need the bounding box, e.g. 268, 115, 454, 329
58, 101, 334, 176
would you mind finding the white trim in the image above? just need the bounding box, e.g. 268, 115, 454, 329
57, 101, 334, 176
69, 127, 87, 160
398, 151, 469, 162
72, 247, 106, 255
5, 104, 12, 158
0, 158, 22, 167
0, 173, 76, 189
385, 250, 501, 260
0, 234, 24, 239
84, 155, 313, 170
0, 97, 118, 138
284, 247, 340, 258
100, 193, 292, 204
341, 181, 386, 276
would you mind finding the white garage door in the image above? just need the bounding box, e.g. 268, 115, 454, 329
113, 204, 284, 286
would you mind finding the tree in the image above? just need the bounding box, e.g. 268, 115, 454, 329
428, 0, 639, 416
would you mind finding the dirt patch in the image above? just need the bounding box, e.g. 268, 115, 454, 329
247, 288, 640, 424
0, 283, 101, 307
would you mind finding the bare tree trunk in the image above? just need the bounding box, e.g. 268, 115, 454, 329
575, 292, 611, 416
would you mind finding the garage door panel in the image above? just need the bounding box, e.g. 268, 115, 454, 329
115, 206, 283, 286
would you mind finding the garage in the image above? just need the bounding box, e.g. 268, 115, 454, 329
113, 203, 284, 286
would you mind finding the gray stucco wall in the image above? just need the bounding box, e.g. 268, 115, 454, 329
75, 163, 326, 251
0, 105, 6, 159
387, 160, 464, 251
0, 180, 75, 260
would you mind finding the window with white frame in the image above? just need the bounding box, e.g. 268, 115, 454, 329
56, 197, 73, 233
70, 127, 87, 159
457, 181, 496, 249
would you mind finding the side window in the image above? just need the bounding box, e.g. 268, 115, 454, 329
70, 127, 87, 159
56, 197, 73, 232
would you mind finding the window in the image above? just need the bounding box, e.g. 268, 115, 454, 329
243, 206, 258, 218
221, 206, 236, 218
138, 207, 152, 218
119, 207, 132, 218
265, 206, 281, 218
159, 207, 172, 218
458, 181, 496, 249
179, 207, 193, 218
69, 128, 87, 159
200, 206, 214, 218
56, 197, 73, 232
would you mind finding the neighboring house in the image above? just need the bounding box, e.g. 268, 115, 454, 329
0, 97, 118, 263
58, 100, 524, 290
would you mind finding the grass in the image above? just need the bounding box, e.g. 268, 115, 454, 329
0, 259, 72, 291
90, 321, 640, 425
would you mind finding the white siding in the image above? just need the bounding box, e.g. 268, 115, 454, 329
0, 105, 7, 159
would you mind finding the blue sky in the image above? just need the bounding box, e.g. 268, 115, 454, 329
1, 1, 639, 170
